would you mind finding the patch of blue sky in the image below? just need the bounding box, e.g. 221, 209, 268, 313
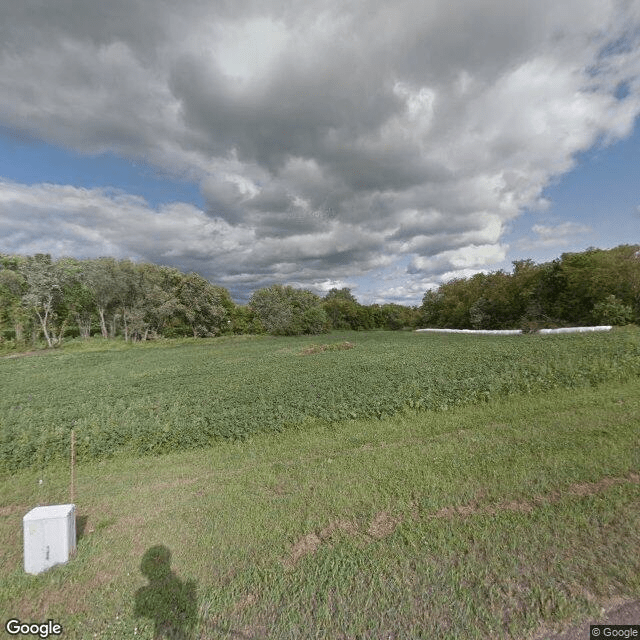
0, 126, 204, 210
505, 114, 640, 267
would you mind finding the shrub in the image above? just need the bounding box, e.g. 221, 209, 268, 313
592, 295, 634, 326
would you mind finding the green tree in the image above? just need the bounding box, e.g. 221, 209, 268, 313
592, 295, 634, 325
419, 290, 444, 327
55, 257, 96, 340
19, 254, 70, 348
250, 285, 327, 336
353, 305, 376, 330
379, 303, 416, 330
84, 258, 124, 339
300, 305, 330, 334
230, 304, 265, 335
116, 260, 145, 342
64, 278, 96, 339
132, 264, 182, 340
0, 266, 29, 344
322, 288, 361, 330
323, 288, 359, 303
469, 296, 491, 330
176, 273, 232, 337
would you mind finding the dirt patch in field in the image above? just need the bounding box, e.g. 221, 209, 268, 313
298, 341, 355, 356
283, 513, 399, 569
229, 593, 258, 615
430, 472, 640, 520
2, 349, 52, 359
282, 472, 640, 569
283, 532, 323, 569
367, 511, 401, 539
0, 504, 30, 517
282, 519, 362, 569
319, 519, 360, 539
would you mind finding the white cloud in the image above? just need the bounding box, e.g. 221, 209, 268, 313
408, 244, 508, 275
0, 0, 639, 302
514, 221, 594, 250
532, 222, 593, 239
0, 178, 253, 264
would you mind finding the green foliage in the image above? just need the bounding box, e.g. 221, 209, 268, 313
592, 295, 634, 326
250, 285, 328, 335
0, 266, 29, 345
1, 328, 639, 474
420, 245, 640, 330
378, 303, 420, 330
469, 296, 490, 329
19, 253, 70, 347
229, 304, 263, 335
322, 292, 361, 330
300, 305, 330, 335
2, 244, 638, 355
320, 288, 419, 331
323, 287, 359, 304
1, 254, 238, 348
175, 271, 230, 337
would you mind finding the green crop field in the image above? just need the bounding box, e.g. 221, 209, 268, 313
1, 329, 639, 639
1, 328, 640, 474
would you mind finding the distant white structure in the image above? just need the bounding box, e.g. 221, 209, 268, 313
415, 326, 612, 335
537, 326, 612, 334
415, 328, 521, 335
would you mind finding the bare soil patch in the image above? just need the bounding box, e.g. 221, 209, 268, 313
0, 504, 30, 517
298, 341, 355, 356
367, 511, 401, 539
430, 472, 640, 520
282, 472, 639, 569
2, 349, 52, 359
282, 519, 361, 569
283, 532, 323, 570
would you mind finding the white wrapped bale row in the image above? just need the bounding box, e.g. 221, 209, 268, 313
415, 326, 612, 335
415, 328, 521, 335
537, 326, 612, 334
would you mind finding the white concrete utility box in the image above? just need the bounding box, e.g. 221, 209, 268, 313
23, 504, 76, 575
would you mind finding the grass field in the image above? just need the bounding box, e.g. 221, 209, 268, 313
1, 329, 639, 639
2, 328, 640, 473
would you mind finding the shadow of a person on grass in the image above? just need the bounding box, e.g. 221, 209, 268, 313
134, 545, 198, 639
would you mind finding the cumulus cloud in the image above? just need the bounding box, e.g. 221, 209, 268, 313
0, 179, 392, 301
0, 0, 639, 302
408, 244, 508, 275
0, 180, 251, 286
515, 221, 594, 250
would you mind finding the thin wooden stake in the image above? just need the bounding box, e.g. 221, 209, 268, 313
70, 429, 75, 504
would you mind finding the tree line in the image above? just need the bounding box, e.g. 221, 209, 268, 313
420, 244, 640, 331
0, 254, 421, 349
1, 244, 637, 350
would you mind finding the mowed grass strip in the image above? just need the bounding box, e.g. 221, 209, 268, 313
1, 327, 639, 473
1, 377, 638, 639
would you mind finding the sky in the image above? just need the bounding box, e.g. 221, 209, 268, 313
0, 1, 639, 306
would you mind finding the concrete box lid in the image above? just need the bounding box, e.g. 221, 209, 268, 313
24, 504, 75, 522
